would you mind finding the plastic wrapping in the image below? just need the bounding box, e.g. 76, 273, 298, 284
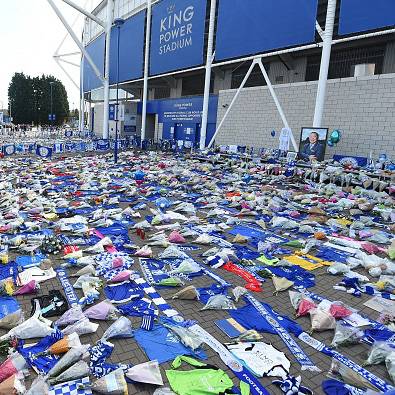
364, 342, 393, 366
0, 353, 27, 384
102, 317, 133, 341
55, 305, 86, 327
62, 318, 99, 336
296, 299, 316, 317
84, 300, 118, 321
47, 345, 90, 378
160, 245, 187, 259
153, 387, 176, 395
126, 360, 163, 385
309, 308, 336, 333
232, 286, 248, 302
168, 231, 186, 244
289, 291, 303, 310
25, 375, 49, 395
329, 303, 353, 319
385, 352, 395, 384
0, 373, 25, 394
328, 358, 381, 391
0, 310, 24, 330
237, 330, 263, 342
331, 323, 364, 348
48, 360, 90, 385
172, 286, 199, 300
3, 315, 53, 340
327, 263, 350, 275
201, 294, 236, 310
165, 324, 204, 351
91, 368, 128, 394
48, 332, 81, 355
272, 277, 294, 294
168, 259, 201, 275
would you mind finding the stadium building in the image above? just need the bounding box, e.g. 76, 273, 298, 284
81, 0, 395, 158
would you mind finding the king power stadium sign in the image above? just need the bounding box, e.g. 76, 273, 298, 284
159, 4, 194, 55
150, 0, 206, 75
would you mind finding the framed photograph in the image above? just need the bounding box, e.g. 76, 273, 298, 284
298, 127, 328, 162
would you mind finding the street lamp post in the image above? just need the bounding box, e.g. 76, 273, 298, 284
33, 89, 38, 126
113, 18, 124, 164
50, 82, 54, 134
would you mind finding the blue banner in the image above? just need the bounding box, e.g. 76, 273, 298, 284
3, 145, 15, 156
53, 143, 64, 153
65, 130, 73, 137
36, 145, 53, 158
96, 139, 110, 151
109, 104, 116, 121
83, 33, 105, 92
150, 0, 207, 75
215, 0, 318, 61
339, 0, 395, 35
333, 155, 368, 168
109, 11, 145, 83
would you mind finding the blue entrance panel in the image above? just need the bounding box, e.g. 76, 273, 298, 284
138, 96, 218, 145
215, 0, 318, 61
339, 0, 395, 35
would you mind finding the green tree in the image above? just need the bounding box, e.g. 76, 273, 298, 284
8, 73, 69, 125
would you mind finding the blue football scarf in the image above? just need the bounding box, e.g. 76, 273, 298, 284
89, 340, 131, 378
17, 330, 63, 374
297, 332, 393, 393
104, 281, 144, 304
133, 276, 270, 395
336, 277, 395, 300
55, 267, 79, 306
242, 294, 319, 372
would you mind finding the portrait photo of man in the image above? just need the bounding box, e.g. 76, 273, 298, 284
299, 128, 328, 162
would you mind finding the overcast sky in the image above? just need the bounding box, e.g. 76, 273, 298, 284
0, 0, 102, 110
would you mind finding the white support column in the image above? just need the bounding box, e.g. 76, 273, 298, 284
103, 0, 114, 139
313, 0, 337, 127
199, 0, 217, 150
80, 54, 85, 131
61, 0, 105, 27
141, 0, 152, 144
256, 59, 298, 152
47, 0, 104, 83
207, 60, 257, 148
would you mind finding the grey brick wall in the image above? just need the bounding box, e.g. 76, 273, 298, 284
215, 74, 395, 159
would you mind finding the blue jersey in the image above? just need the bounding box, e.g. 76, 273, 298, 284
134, 324, 207, 364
